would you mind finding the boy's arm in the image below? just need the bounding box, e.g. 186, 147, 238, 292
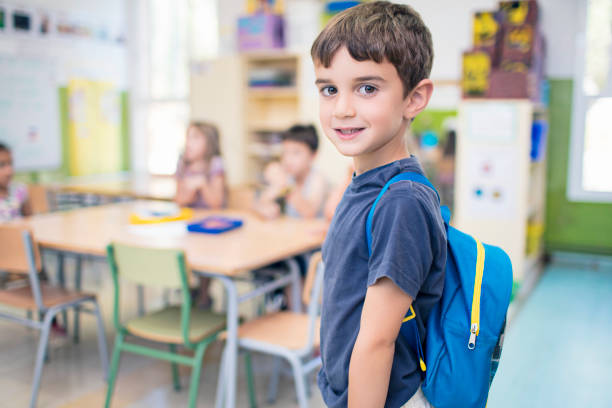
348, 277, 412, 408
287, 174, 326, 219
198, 173, 226, 209
175, 176, 200, 206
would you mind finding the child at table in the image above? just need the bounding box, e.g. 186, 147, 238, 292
0, 142, 31, 222
175, 122, 227, 209
174, 122, 227, 308
254, 124, 328, 220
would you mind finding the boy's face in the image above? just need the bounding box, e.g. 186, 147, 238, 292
314, 47, 420, 170
281, 140, 314, 179
0, 150, 14, 188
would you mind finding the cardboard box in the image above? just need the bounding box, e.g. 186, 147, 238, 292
488, 69, 539, 100
238, 14, 285, 51
473, 11, 503, 67
462, 51, 492, 98
498, 0, 539, 26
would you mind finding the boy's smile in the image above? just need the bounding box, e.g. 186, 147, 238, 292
314, 47, 432, 175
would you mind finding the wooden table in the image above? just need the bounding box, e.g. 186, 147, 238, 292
25, 201, 327, 408
48, 173, 256, 211
49, 173, 176, 202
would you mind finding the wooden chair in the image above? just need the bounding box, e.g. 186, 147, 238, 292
217, 252, 323, 408
227, 184, 255, 211
0, 224, 109, 408
105, 243, 227, 408
27, 184, 50, 215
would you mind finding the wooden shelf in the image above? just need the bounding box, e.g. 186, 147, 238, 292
191, 52, 307, 185
247, 87, 299, 98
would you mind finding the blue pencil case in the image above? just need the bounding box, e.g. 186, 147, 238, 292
187, 216, 243, 234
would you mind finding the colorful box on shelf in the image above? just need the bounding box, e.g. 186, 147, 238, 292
129, 207, 193, 225
238, 13, 285, 51
187, 216, 243, 234
462, 50, 492, 98
498, 0, 539, 27
473, 10, 503, 67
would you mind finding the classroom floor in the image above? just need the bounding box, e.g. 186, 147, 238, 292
2, 253, 611, 408
488, 253, 612, 408
0, 256, 325, 408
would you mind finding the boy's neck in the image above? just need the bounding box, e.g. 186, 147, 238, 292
353, 135, 410, 176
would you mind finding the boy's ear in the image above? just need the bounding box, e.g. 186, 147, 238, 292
403, 79, 434, 120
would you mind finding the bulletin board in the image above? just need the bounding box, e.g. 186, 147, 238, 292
67, 79, 121, 176
0, 55, 61, 171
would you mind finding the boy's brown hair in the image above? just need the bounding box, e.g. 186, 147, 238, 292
281, 124, 319, 153
311, 1, 433, 97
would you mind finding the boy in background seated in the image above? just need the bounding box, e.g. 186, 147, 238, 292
254, 124, 328, 220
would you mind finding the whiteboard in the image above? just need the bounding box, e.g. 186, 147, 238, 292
0, 55, 61, 171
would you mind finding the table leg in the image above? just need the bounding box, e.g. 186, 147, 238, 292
216, 275, 238, 408
286, 258, 302, 313
137, 285, 145, 316
73, 255, 82, 344
56, 252, 68, 330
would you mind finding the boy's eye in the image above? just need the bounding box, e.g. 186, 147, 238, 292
320, 86, 337, 97
357, 84, 377, 96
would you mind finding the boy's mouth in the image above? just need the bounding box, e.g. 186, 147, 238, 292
334, 127, 365, 140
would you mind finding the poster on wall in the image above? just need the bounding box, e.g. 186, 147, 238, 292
0, 55, 61, 171
67, 79, 121, 176
461, 145, 518, 219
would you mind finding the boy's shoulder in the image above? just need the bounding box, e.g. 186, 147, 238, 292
373, 177, 441, 224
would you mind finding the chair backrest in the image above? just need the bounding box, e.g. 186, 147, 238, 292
227, 184, 255, 211
303, 251, 322, 305
301, 251, 324, 353
0, 224, 42, 273
27, 184, 50, 214
109, 242, 190, 289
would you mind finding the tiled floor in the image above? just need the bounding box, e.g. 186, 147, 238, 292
3, 253, 612, 407
488, 254, 612, 407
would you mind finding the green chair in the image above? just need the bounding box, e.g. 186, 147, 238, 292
105, 242, 226, 408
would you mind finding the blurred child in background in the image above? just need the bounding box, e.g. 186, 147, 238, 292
254, 124, 328, 220
175, 122, 227, 209
174, 122, 227, 308
0, 142, 31, 222
253, 125, 329, 310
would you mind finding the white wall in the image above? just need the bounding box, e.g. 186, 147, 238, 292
0, 0, 128, 86
218, 0, 579, 80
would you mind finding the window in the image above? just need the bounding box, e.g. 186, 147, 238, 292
133, 0, 218, 175
568, 0, 612, 201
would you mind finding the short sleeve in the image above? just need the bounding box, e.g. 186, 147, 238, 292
208, 156, 225, 177
15, 183, 29, 204
367, 182, 443, 299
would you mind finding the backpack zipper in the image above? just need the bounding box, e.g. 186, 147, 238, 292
468, 239, 486, 350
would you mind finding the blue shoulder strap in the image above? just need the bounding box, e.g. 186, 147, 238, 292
366, 172, 443, 256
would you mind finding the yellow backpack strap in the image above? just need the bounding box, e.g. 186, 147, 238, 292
468, 239, 486, 349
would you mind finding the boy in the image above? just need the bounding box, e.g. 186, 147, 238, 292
254, 124, 328, 220
311, 2, 447, 407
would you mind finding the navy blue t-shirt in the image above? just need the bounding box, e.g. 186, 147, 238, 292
318, 157, 447, 408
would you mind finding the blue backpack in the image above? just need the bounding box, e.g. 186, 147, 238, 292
366, 172, 513, 408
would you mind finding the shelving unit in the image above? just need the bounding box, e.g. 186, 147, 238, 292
191, 52, 312, 186
454, 99, 547, 283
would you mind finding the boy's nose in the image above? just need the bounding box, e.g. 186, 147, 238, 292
333, 95, 356, 119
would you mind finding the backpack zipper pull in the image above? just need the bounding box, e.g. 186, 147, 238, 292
468, 323, 478, 350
